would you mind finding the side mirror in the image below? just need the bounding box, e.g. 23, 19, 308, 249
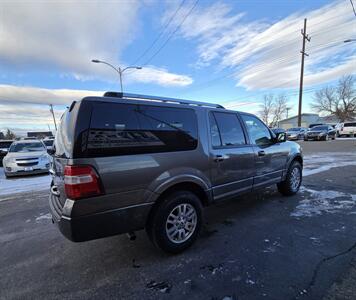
47, 147, 55, 155
275, 132, 287, 143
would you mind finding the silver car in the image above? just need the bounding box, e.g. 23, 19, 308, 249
3, 140, 50, 178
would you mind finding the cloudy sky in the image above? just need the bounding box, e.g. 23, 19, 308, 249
0, 0, 355, 135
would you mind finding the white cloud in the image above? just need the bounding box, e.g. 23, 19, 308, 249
0, 85, 102, 132
0, 0, 192, 87
170, 0, 355, 89
0, 84, 102, 106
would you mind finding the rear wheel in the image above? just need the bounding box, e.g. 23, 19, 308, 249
277, 161, 302, 196
146, 190, 203, 254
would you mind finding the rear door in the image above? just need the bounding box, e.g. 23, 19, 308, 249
209, 111, 255, 200
240, 114, 289, 188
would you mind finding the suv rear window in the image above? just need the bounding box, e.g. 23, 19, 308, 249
86, 102, 198, 156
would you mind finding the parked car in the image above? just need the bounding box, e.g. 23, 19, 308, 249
42, 138, 55, 152
304, 125, 336, 141
336, 122, 356, 137
3, 140, 50, 177
286, 127, 307, 140
0, 140, 14, 167
49, 92, 303, 253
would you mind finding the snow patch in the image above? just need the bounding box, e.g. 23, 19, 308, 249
303, 152, 356, 176
291, 187, 356, 217
0, 168, 50, 196
35, 213, 52, 222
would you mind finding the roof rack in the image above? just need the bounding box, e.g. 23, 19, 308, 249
103, 91, 224, 109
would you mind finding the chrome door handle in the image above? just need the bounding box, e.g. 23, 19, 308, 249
214, 155, 228, 162
258, 150, 266, 157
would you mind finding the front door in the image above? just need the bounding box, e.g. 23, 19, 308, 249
209, 112, 255, 201
240, 114, 289, 187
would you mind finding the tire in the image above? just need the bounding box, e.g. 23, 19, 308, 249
277, 161, 302, 196
146, 190, 203, 254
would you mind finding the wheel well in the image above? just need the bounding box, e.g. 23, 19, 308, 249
156, 182, 209, 207
292, 155, 303, 167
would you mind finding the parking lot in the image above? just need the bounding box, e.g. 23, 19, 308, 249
0, 139, 355, 300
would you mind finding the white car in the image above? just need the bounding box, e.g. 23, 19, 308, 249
3, 140, 50, 178
337, 122, 356, 137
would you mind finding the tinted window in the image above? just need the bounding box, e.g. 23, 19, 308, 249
242, 114, 272, 146
209, 114, 222, 147
345, 122, 356, 127
0, 141, 12, 148
87, 103, 198, 156
137, 105, 198, 152
211, 112, 246, 147
43, 140, 54, 146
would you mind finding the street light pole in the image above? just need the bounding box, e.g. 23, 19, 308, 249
49, 104, 57, 131
91, 59, 142, 93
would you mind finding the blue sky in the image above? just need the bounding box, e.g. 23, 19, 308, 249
0, 0, 355, 134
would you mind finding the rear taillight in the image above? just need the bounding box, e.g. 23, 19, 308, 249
64, 165, 102, 200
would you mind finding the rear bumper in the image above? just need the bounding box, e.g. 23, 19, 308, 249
49, 193, 153, 242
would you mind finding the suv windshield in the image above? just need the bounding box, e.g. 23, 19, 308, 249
9, 142, 45, 152
43, 140, 54, 146
287, 128, 300, 131
312, 126, 328, 131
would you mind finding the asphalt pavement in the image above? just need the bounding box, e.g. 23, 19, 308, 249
0, 139, 356, 300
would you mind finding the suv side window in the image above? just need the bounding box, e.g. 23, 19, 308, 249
137, 105, 198, 152
241, 114, 272, 146
210, 112, 246, 147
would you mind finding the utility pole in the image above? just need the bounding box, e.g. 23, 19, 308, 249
49, 104, 57, 131
297, 18, 311, 127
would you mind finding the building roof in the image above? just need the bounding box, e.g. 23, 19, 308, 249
279, 113, 318, 123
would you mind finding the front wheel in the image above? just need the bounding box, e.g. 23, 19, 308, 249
277, 161, 302, 196
146, 190, 203, 254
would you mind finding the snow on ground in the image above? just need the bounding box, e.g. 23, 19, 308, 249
291, 187, 356, 218
303, 152, 356, 176
0, 167, 51, 197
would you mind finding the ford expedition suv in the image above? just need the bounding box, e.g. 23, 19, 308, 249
49, 92, 303, 253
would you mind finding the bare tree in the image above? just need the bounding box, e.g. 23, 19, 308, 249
259, 94, 288, 127
311, 75, 356, 121
5, 129, 16, 140
259, 94, 274, 125
270, 94, 288, 127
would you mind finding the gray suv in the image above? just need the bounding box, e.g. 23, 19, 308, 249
49, 92, 302, 253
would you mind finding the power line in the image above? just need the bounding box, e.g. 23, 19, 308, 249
141, 0, 199, 66
350, 0, 356, 17
130, 0, 186, 65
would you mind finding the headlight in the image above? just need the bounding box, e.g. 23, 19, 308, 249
3, 157, 15, 164
319, 132, 326, 136
39, 154, 49, 162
